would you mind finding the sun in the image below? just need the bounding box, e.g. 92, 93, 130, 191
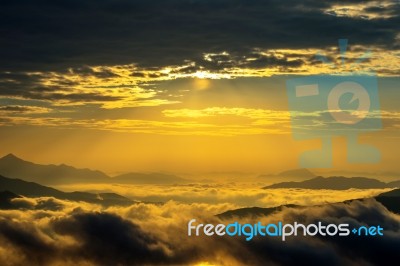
193, 77, 210, 90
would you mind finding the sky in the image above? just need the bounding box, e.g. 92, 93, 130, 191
0, 0, 399, 174
1, 2, 400, 265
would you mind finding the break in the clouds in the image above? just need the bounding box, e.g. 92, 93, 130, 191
0, 0, 399, 72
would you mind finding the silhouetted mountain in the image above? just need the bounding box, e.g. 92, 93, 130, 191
0, 190, 21, 209
316, 170, 400, 181
0, 154, 190, 185
277, 168, 315, 178
258, 168, 315, 182
377, 189, 400, 197
0, 153, 110, 185
218, 188, 400, 219
375, 189, 400, 214
112, 172, 189, 184
217, 204, 299, 219
0, 190, 20, 200
263, 176, 389, 190
0, 174, 132, 206
387, 180, 400, 188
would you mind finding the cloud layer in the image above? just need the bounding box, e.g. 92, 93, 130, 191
1, 0, 399, 72
0, 193, 399, 265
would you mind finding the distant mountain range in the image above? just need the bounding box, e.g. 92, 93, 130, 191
388, 180, 400, 187
218, 189, 400, 219
263, 176, 399, 190
217, 204, 300, 219
258, 168, 316, 182
0, 153, 188, 185
308, 170, 400, 181
0, 153, 109, 184
112, 172, 189, 184
0, 174, 133, 206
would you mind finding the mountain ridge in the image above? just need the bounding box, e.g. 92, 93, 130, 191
218, 189, 400, 219
0, 154, 189, 185
263, 176, 396, 190
112, 172, 190, 184
0, 174, 133, 206
0, 153, 109, 185
258, 168, 316, 182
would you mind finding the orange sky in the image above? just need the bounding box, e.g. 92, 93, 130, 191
1, 73, 399, 175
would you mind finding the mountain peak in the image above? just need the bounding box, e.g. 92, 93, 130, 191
1, 153, 23, 161
0, 154, 110, 185
277, 168, 315, 178
264, 176, 389, 190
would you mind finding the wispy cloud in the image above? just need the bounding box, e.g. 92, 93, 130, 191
163, 107, 290, 119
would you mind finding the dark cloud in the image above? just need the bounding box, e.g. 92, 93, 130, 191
0, 106, 34, 112
0, 197, 400, 265
130, 72, 146, 77
242, 199, 400, 265
24, 91, 122, 102
239, 54, 304, 69
0, 72, 122, 103
52, 212, 171, 265
0, 0, 398, 72
34, 198, 65, 211
0, 219, 56, 265
70, 66, 120, 78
